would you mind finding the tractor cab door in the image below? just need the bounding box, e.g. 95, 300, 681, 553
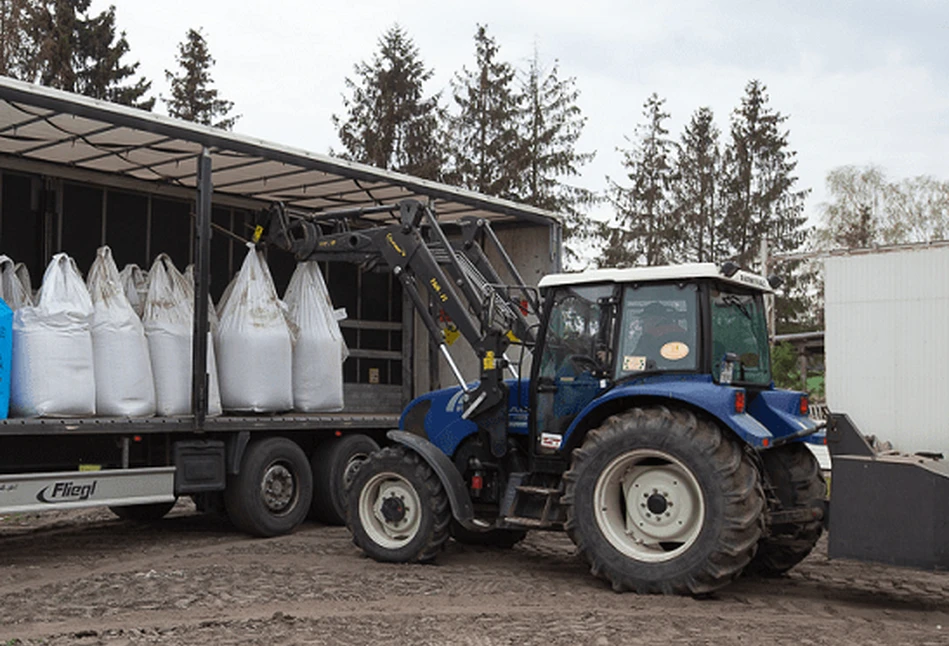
531, 283, 616, 456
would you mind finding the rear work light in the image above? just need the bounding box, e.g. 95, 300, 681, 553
734, 390, 746, 414
800, 395, 809, 416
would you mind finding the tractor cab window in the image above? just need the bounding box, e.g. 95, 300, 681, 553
539, 284, 616, 381
617, 284, 698, 377
710, 287, 771, 386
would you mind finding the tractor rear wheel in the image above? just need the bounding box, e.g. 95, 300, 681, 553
346, 445, 451, 563
747, 442, 825, 576
563, 405, 764, 595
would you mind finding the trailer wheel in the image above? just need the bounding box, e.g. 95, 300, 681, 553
109, 500, 177, 522
224, 437, 313, 538
747, 442, 825, 576
310, 434, 379, 525
346, 445, 450, 563
450, 520, 527, 548
563, 406, 764, 595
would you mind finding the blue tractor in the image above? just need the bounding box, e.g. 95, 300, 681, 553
263, 199, 825, 595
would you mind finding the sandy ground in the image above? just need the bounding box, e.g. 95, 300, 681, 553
1, 501, 948, 646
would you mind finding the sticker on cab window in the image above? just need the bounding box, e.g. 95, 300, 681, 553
660, 342, 689, 361
622, 355, 647, 371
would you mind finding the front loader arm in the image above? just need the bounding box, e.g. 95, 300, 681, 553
257, 199, 524, 457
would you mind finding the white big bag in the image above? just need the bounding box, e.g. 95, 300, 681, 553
87, 247, 156, 417
0, 255, 33, 310
285, 261, 347, 412
215, 245, 293, 412
143, 254, 222, 417
11, 253, 96, 417
118, 263, 149, 319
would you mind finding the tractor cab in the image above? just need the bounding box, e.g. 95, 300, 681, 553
531, 262, 781, 460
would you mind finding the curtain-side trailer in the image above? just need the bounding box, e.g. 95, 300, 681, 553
0, 78, 561, 537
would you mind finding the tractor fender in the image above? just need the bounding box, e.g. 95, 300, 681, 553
386, 430, 481, 530
561, 377, 777, 451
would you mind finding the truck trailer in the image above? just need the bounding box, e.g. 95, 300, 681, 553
0, 78, 561, 536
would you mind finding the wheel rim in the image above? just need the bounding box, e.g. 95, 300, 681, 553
260, 462, 297, 515
342, 452, 371, 490
358, 471, 423, 549
593, 449, 705, 563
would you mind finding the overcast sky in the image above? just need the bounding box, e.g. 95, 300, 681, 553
92, 1, 949, 229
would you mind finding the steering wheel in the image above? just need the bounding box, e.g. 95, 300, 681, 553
567, 354, 600, 373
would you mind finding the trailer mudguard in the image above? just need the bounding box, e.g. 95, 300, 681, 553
562, 375, 804, 449
386, 430, 482, 530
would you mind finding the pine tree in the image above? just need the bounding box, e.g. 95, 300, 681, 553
333, 24, 443, 179
674, 107, 723, 262
164, 28, 237, 130
603, 93, 677, 267
21, 1, 153, 109
721, 80, 808, 268
517, 48, 596, 265
446, 24, 522, 199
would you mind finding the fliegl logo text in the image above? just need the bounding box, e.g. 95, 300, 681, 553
36, 480, 98, 504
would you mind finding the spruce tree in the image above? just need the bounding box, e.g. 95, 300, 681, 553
517, 49, 596, 265
603, 93, 677, 267
674, 107, 723, 262
0, 0, 30, 78
164, 28, 237, 130
21, 1, 153, 109
721, 80, 808, 268
446, 24, 522, 199
333, 24, 443, 179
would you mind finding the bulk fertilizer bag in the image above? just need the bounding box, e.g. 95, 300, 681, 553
87, 247, 156, 416
215, 245, 293, 412
285, 261, 347, 412
0, 255, 33, 309
11, 253, 96, 417
118, 263, 148, 318
143, 254, 222, 417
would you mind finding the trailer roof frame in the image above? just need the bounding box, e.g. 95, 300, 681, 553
0, 77, 563, 227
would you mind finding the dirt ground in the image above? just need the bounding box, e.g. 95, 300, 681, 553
1, 501, 948, 646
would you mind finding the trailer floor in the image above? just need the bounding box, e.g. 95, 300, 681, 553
1, 503, 947, 645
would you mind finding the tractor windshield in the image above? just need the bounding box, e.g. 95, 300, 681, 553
710, 287, 771, 386
616, 283, 698, 378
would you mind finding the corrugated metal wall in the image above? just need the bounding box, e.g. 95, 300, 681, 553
825, 246, 949, 455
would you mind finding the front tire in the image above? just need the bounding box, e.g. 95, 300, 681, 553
225, 437, 313, 537
563, 406, 764, 595
747, 442, 825, 576
346, 445, 451, 563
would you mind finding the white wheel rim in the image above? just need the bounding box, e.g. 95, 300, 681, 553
358, 471, 423, 549
593, 449, 705, 563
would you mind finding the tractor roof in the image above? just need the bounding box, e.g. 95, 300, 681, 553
538, 262, 773, 292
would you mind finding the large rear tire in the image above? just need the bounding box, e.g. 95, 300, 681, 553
310, 434, 379, 525
563, 406, 764, 595
747, 442, 825, 576
225, 437, 313, 538
346, 445, 451, 563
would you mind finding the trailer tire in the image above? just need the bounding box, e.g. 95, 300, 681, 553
224, 437, 313, 538
746, 442, 825, 576
346, 445, 450, 563
310, 434, 379, 525
563, 406, 764, 595
450, 520, 527, 548
109, 500, 177, 522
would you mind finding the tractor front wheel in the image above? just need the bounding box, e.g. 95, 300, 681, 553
563, 405, 764, 595
346, 445, 451, 563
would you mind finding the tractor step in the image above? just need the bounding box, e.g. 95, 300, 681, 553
498, 473, 565, 529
